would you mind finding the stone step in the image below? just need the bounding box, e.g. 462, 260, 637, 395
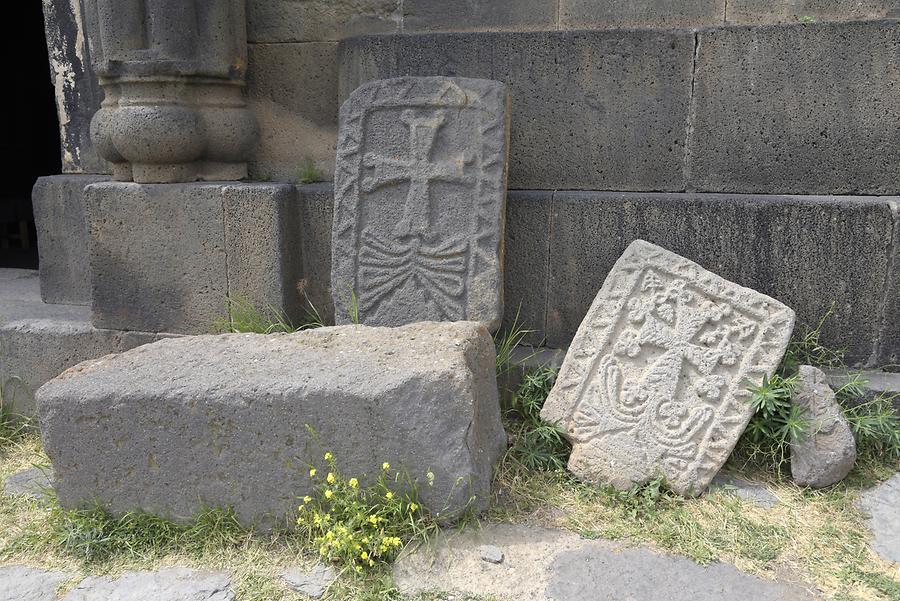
0, 268, 164, 418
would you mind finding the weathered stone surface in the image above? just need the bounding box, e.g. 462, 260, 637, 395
32, 175, 109, 306
541, 240, 795, 495
338, 30, 694, 192
61, 568, 233, 601
3, 467, 54, 500
247, 0, 399, 43
41, 0, 107, 173
560, 0, 725, 30
247, 43, 339, 182
37, 322, 505, 527
503, 191, 551, 346
858, 473, 900, 564
280, 565, 336, 599
824, 369, 900, 413
332, 77, 509, 330
546, 192, 899, 367
479, 544, 504, 564
0, 565, 68, 601
790, 366, 856, 488
728, 1, 900, 24
404, 0, 557, 32
688, 20, 900, 195
86, 182, 303, 334
297, 183, 337, 325
709, 474, 779, 508
394, 523, 815, 600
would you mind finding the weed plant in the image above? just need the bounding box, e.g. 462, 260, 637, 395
217, 295, 325, 334
298, 157, 326, 184
503, 368, 570, 472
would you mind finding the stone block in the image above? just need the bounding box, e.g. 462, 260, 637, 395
247, 0, 399, 43
546, 192, 898, 367
297, 184, 336, 325
32, 175, 109, 306
727, 1, 900, 24
62, 568, 234, 601
42, 0, 108, 173
0, 316, 163, 419
502, 191, 551, 346
790, 365, 856, 488
247, 43, 339, 182
86, 182, 303, 334
541, 240, 795, 495
0, 565, 69, 601
559, 0, 725, 30
37, 322, 506, 527
332, 77, 509, 330
339, 30, 694, 191
876, 204, 900, 368
688, 20, 900, 195
403, 0, 557, 32
858, 473, 900, 564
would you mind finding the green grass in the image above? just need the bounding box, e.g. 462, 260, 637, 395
297, 157, 326, 184
216, 295, 325, 334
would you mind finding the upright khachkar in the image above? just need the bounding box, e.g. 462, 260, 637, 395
332, 77, 510, 330
88, 0, 258, 183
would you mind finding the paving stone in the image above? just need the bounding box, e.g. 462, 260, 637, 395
3, 467, 54, 500
246, 42, 339, 181
280, 565, 336, 599
541, 240, 795, 495
560, 0, 725, 30
858, 473, 900, 564
790, 366, 856, 488
32, 175, 109, 306
0, 565, 68, 601
86, 182, 303, 334
332, 77, 509, 330
37, 322, 506, 528
403, 0, 557, 32
479, 544, 504, 564
394, 523, 815, 600
339, 30, 694, 192
61, 567, 233, 601
688, 20, 900, 195
709, 474, 779, 508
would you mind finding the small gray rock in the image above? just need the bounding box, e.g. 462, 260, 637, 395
479, 545, 504, 564
61, 567, 233, 600
0, 565, 68, 601
858, 473, 900, 564
3, 467, 54, 500
790, 365, 856, 488
709, 474, 778, 508
281, 565, 336, 599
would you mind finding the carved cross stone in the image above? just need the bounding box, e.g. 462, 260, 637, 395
541, 241, 795, 496
332, 77, 510, 330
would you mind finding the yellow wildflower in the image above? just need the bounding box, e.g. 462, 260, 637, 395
360, 551, 369, 560
324, 452, 333, 461
355, 565, 362, 573
309, 468, 317, 478
368, 515, 378, 525
349, 478, 359, 488
326, 472, 336, 484
368, 559, 375, 567
385, 491, 394, 500
409, 502, 419, 513
324, 489, 333, 499
382, 462, 390, 471
303, 496, 312, 504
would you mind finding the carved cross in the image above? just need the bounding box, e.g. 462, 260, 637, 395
638, 308, 722, 383
362, 109, 475, 238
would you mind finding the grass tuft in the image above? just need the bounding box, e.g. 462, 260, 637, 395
216, 295, 325, 334
502, 367, 570, 472
298, 157, 326, 184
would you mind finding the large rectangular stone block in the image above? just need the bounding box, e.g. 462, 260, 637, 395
32, 175, 109, 306
86, 182, 303, 334
37, 322, 506, 527
247, 0, 399, 43
727, 1, 899, 24
546, 192, 899, 367
339, 30, 694, 191
687, 20, 900, 195
403, 0, 557, 32
297, 184, 336, 325
560, 0, 725, 29
247, 43, 339, 182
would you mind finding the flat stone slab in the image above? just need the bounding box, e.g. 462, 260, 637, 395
858, 473, 900, 564
280, 565, 336, 599
541, 240, 795, 495
393, 523, 814, 600
708, 474, 779, 508
332, 76, 509, 330
61, 567, 233, 601
37, 322, 505, 527
0, 565, 69, 601
3, 467, 54, 500
790, 366, 856, 488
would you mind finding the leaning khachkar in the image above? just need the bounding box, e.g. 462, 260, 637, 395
332, 77, 510, 330
541, 240, 796, 495
88, 0, 258, 183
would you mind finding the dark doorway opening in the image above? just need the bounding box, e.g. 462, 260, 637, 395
1, 2, 62, 269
